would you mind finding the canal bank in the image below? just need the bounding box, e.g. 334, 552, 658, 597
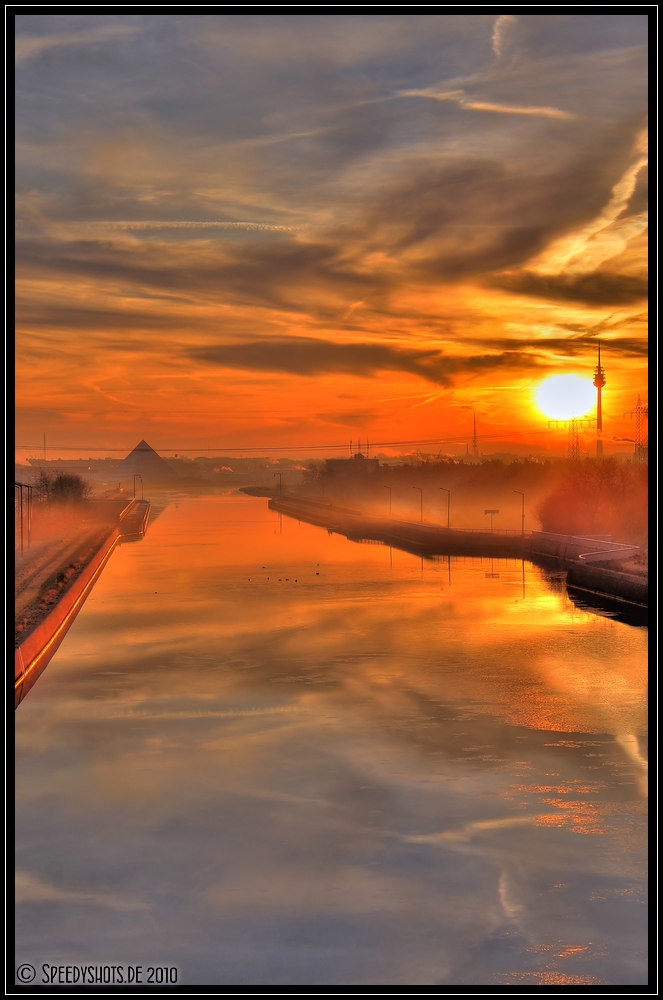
15, 498, 151, 707
254, 493, 647, 608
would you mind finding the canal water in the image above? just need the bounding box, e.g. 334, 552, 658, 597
15, 494, 648, 986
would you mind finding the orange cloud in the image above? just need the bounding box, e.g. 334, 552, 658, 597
14, 14, 647, 459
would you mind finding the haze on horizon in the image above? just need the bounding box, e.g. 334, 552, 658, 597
15, 14, 648, 461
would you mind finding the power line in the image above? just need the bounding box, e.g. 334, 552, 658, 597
15, 436, 472, 453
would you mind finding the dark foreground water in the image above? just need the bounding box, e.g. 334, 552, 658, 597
15, 494, 648, 986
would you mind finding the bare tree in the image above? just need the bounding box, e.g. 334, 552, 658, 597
35, 471, 93, 504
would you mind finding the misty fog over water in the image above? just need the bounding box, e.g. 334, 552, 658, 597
15, 493, 647, 986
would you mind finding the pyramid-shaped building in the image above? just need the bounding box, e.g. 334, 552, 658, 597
115, 440, 179, 484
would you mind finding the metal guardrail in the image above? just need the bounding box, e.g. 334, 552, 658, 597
531, 530, 639, 563
429, 526, 528, 535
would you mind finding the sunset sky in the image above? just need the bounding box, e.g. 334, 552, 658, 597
15, 14, 648, 460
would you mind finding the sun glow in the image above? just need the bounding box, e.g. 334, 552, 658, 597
535, 375, 595, 421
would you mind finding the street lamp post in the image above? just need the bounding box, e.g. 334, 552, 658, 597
15, 482, 34, 554
384, 485, 392, 515
439, 487, 450, 528
484, 509, 499, 533
274, 472, 282, 498
514, 490, 525, 536
19, 484, 24, 557
413, 487, 423, 523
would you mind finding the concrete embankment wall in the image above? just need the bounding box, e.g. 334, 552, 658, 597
527, 532, 647, 605
350, 517, 530, 558
268, 496, 647, 607
564, 564, 647, 606
15, 498, 152, 707
15, 525, 120, 707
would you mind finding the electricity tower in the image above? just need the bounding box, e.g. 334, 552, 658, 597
623, 395, 648, 464
548, 417, 594, 460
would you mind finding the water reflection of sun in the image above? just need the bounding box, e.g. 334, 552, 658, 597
535, 375, 595, 420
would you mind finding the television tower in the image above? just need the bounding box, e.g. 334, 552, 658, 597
593, 341, 606, 457
472, 412, 479, 458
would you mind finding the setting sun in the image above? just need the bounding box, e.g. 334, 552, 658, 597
535, 375, 596, 421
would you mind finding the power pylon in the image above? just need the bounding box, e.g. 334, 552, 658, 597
623, 395, 648, 464
472, 412, 479, 458
548, 417, 594, 460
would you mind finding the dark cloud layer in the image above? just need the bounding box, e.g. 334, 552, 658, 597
191, 337, 536, 385
15, 235, 368, 312
462, 332, 647, 359
488, 270, 648, 305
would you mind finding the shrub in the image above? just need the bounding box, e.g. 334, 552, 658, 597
35, 470, 93, 504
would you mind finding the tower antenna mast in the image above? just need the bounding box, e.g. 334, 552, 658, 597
593, 341, 606, 457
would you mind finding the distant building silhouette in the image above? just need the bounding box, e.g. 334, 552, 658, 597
115, 440, 179, 484
325, 452, 380, 477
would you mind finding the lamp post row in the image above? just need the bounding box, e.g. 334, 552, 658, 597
277, 473, 524, 531
439, 487, 450, 529
377, 486, 525, 533
514, 490, 525, 536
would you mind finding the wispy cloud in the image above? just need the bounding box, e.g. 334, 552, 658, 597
492, 14, 518, 59
404, 815, 535, 845
397, 87, 575, 120
16, 870, 148, 910
96, 221, 301, 232
528, 129, 648, 275
16, 24, 136, 64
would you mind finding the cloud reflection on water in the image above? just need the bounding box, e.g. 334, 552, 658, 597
15, 495, 647, 985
